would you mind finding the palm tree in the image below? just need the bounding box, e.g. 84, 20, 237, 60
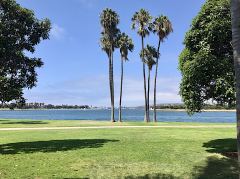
152, 15, 173, 122
100, 35, 112, 119
100, 8, 120, 122
230, 0, 240, 172
132, 9, 152, 122
141, 45, 158, 117
117, 33, 134, 122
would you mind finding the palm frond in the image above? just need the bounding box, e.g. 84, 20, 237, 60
131, 9, 152, 37
117, 32, 134, 61
140, 45, 158, 70
152, 15, 173, 41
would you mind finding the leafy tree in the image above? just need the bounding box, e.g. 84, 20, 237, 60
0, 0, 51, 103
141, 45, 157, 118
100, 8, 120, 122
230, 0, 240, 174
179, 0, 234, 114
116, 33, 134, 122
132, 9, 152, 122
0, 77, 23, 106
152, 15, 173, 122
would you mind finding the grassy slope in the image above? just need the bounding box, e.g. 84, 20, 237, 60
0, 119, 238, 178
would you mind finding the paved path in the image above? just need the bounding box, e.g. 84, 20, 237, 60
0, 125, 235, 131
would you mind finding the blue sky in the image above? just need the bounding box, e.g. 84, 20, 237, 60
17, 0, 205, 107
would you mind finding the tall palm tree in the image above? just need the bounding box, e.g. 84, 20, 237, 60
152, 15, 173, 122
117, 33, 134, 122
230, 0, 240, 172
100, 35, 112, 117
141, 45, 158, 117
100, 8, 120, 122
132, 9, 152, 122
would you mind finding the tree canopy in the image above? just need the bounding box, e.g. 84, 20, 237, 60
117, 32, 134, 61
0, 0, 51, 103
179, 0, 234, 114
131, 9, 152, 38
141, 45, 158, 70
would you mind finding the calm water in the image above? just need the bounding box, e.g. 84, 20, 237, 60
0, 109, 236, 123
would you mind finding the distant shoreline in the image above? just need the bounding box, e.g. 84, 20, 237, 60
0, 108, 236, 112
0, 108, 94, 111
154, 109, 235, 112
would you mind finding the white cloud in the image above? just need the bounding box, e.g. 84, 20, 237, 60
50, 24, 65, 40
24, 76, 182, 107
120, 77, 181, 106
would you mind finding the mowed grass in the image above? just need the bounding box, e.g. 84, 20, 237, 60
0, 119, 235, 128
0, 119, 238, 178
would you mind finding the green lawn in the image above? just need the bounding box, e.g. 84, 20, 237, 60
0, 119, 235, 128
0, 119, 238, 178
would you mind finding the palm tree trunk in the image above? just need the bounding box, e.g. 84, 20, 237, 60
147, 67, 151, 121
110, 49, 115, 122
153, 40, 161, 122
119, 58, 124, 122
141, 36, 149, 122
230, 0, 240, 174
108, 54, 113, 122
